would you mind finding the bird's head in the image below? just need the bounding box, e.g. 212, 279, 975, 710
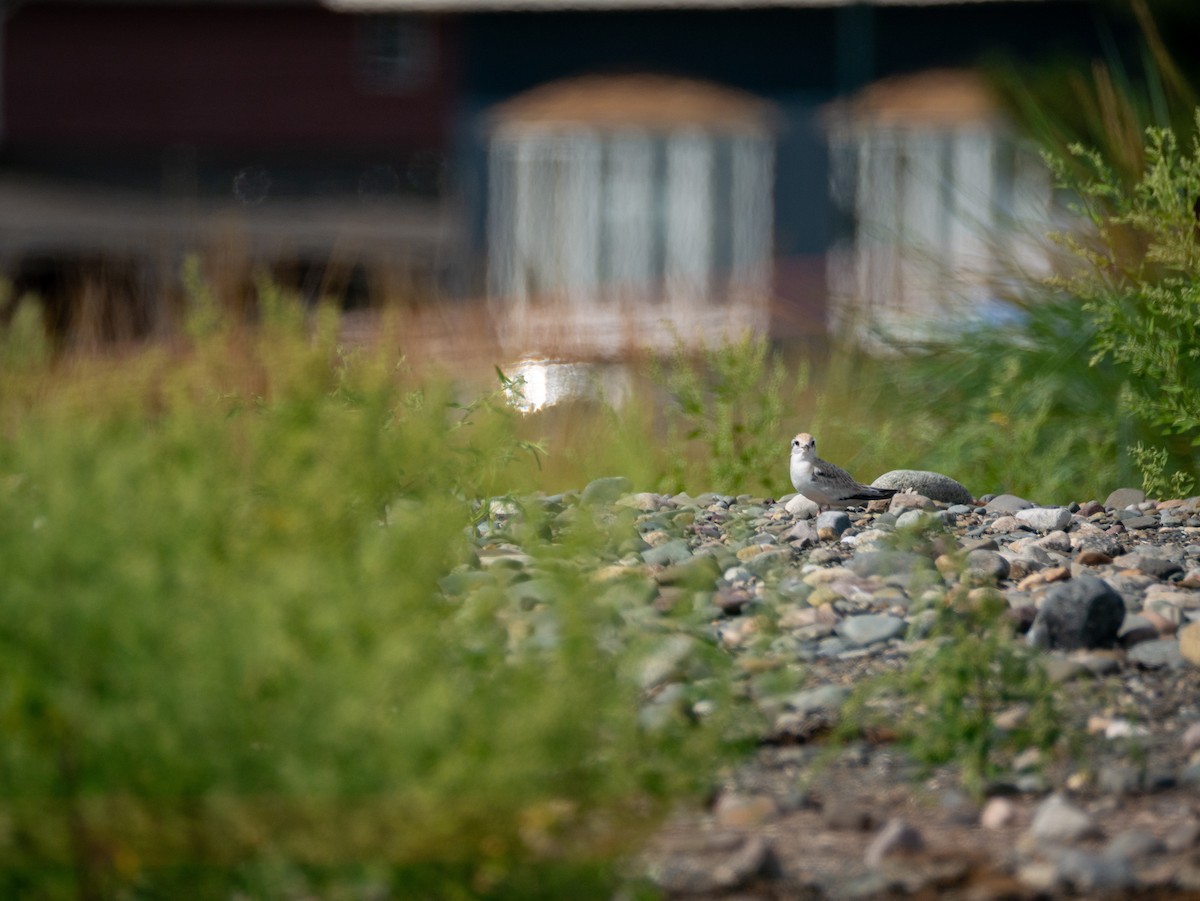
790, 432, 816, 460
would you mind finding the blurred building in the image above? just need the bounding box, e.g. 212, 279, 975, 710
824, 68, 1053, 344
0, 0, 1111, 351
486, 74, 774, 355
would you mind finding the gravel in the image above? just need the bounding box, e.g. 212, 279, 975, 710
454, 479, 1200, 898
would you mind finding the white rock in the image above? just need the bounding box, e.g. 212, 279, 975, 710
1029, 793, 1100, 844
1015, 507, 1073, 532
784, 493, 819, 518
981, 797, 1018, 830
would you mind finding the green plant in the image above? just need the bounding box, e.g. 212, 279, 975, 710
0, 292, 731, 899
1046, 111, 1200, 488
838, 579, 1060, 799
656, 334, 805, 496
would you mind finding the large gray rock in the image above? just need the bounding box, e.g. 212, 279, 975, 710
1028, 577, 1125, 650
1015, 506, 1073, 532
1105, 487, 1146, 510
871, 470, 973, 505
581, 476, 633, 505
836, 613, 906, 646
985, 494, 1035, 515
1029, 793, 1100, 844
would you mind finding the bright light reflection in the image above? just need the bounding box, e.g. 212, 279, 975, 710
505, 357, 631, 413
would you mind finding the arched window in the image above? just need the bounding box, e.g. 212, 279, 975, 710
824, 69, 1051, 342
486, 75, 775, 356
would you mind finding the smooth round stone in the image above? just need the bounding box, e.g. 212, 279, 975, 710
848, 550, 934, 579
1029, 576, 1125, 650
1106, 829, 1167, 860
784, 493, 819, 518
985, 494, 1035, 515
1029, 794, 1100, 843
1054, 850, 1135, 892
581, 475, 634, 505
816, 510, 852, 540
966, 549, 1010, 582
1105, 487, 1147, 509
836, 613, 906, 647
1123, 515, 1160, 531
1127, 638, 1185, 670
895, 509, 937, 531
1132, 556, 1185, 579
1015, 506, 1073, 532
642, 538, 693, 567
871, 470, 972, 505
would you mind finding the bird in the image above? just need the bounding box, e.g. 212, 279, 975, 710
789, 432, 897, 510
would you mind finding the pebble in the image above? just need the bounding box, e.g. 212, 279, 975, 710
1015, 506, 1073, 532
467, 477, 1200, 894
1028, 794, 1100, 844
985, 494, 1035, 515
1106, 828, 1167, 860
1053, 849, 1135, 891
1105, 487, 1147, 509
835, 613, 906, 647
816, 510, 851, 541
1127, 637, 1186, 670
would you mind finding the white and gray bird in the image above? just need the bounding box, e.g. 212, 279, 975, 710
789, 432, 897, 510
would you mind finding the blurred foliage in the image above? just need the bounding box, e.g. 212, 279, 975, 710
0, 284, 736, 900
1044, 111, 1200, 493
988, 0, 1197, 189
655, 335, 805, 497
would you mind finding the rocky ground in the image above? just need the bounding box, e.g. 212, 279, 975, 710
463, 473, 1200, 899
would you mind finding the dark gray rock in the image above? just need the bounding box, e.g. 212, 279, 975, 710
847, 551, 934, 579
1054, 850, 1135, 892
871, 470, 973, 505
784, 520, 818, 549
1029, 577, 1125, 650
1106, 829, 1167, 860
816, 510, 851, 539
580, 476, 633, 505
966, 549, 1010, 583
642, 539, 693, 567
1130, 556, 1184, 580
836, 614, 906, 647
985, 494, 1035, 515
1105, 487, 1146, 509
1075, 534, 1124, 558
1123, 515, 1160, 530
1029, 793, 1101, 843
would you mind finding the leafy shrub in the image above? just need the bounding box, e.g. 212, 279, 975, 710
1046, 112, 1200, 491
0, 294, 730, 899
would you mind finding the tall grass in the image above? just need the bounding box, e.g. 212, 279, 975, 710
0, 297, 738, 900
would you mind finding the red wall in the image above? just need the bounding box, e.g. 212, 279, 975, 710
3, 3, 456, 152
